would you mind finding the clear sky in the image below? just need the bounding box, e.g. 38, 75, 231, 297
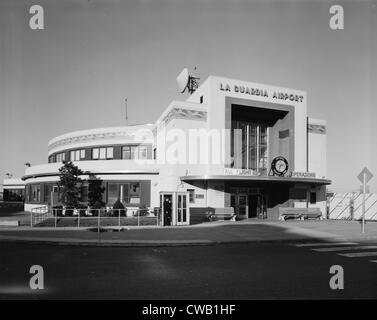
0, 0, 376, 193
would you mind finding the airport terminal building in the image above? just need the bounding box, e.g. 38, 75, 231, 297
21, 75, 331, 225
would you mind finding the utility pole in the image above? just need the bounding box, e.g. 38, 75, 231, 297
362, 171, 366, 233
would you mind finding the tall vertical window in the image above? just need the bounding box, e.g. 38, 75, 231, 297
248, 124, 258, 170
129, 183, 140, 204
43, 184, 52, 203
99, 148, 106, 159
232, 121, 248, 168
107, 183, 119, 205
30, 184, 41, 202
187, 189, 195, 203
138, 146, 148, 159
107, 147, 113, 159
231, 121, 269, 174
122, 146, 133, 160
92, 147, 113, 160
259, 126, 269, 174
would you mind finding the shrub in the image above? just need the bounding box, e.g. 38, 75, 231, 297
90, 200, 103, 216
138, 204, 148, 216
113, 199, 127, 216
53, 205, 63, 217
64, 207, 75, 216
77, 204, 87, 217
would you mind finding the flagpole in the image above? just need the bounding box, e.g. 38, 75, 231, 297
125, 98, 128, 126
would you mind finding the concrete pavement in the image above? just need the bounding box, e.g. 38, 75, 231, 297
1, 241, 376, 299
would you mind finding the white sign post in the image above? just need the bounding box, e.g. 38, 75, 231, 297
357, 167, 373, 233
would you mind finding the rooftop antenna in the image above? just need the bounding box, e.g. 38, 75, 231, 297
176, 67, 200, 94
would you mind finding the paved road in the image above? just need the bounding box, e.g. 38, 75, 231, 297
0, 241, 376, 299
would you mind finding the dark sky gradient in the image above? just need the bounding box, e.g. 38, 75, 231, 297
0, 0, 376, 192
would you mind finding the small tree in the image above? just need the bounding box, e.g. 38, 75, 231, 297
113, 198, 126, 216
58, 160, 83, 214
87, 174, 105, 208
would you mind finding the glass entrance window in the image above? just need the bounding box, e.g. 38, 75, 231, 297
230, 192, 266, 219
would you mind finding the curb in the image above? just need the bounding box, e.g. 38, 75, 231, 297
0, 235, 358, 247
0, 236, 216, 247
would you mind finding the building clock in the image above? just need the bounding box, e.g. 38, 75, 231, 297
270, 156, 289, 176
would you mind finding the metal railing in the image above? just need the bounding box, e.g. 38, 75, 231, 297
30, 205, 52, 227
30, 207, 161, 229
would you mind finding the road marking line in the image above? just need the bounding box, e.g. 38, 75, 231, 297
338, 251, 377, 258
369, 260, 377, 263
293, 242, 358, 247
312, 246, 377, 252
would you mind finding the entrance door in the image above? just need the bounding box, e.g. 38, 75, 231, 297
248, 194, 260, 218
248, 194, 266, 218
176, 193, 189, 225
237, 194, 248, 218
162, 194, 173, 226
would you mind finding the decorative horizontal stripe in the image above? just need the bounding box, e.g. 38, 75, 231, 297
161, 108, 207, 128
308, 124, 326, 134
22, 171, 160, 181
3, 185, 25, 188
48, 131, 143, 152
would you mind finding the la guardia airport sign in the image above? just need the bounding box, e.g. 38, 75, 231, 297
219, 83, 304, 103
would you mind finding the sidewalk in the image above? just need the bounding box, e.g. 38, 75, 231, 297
0, 220, 376, 246
267, 219, 377, 241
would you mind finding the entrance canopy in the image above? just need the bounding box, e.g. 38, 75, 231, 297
180, 175, 331, 186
